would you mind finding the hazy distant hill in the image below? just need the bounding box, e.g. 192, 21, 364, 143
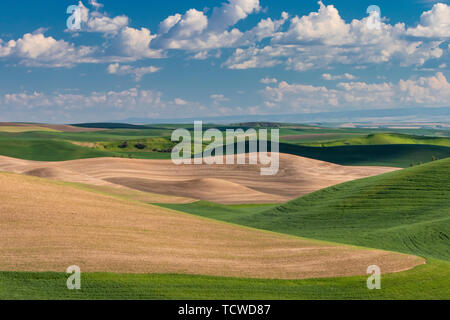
117, 106, 450, 125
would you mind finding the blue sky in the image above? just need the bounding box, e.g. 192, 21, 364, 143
0, 0, 449, 123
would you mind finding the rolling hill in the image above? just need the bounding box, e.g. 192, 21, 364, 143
0, 172, 421, 279
162, 158, 450, 261
0, 140, 118, 161
279, 143, 450, 167
0, 125, 448, 167
301, 133, 450, 147
0, 154, 397, 204
1, 157, 449, 300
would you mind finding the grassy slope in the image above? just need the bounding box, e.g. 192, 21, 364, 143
280, 133, 365, 144
0, 129, 172, 142
0, 129, 449, 166
162, 159, 450, 261
0, 140, 118, 161
1, 259, 448, 300
279, 143, 450, 167
302, 133, 450, 147
1, 139, 447, 164
244, 158, 450, 260
156, 202, 278, 220
155, 160, 450, 299
0, 131, 175, 160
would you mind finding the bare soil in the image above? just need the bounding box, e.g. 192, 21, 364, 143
0, 153, 399, 204
0, 173, 424, 279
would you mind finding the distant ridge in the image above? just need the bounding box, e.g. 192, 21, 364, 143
70, 123, 151, 129
115, 106, 450, 125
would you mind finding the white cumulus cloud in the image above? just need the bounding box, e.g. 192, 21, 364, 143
322, 73, 357, 81
262, 72, 450, 113
107, 63, 160, 81
407, 3, 450, 38
0, 32, 97, 67
224, 2, 448, 71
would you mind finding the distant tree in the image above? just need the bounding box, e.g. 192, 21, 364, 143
134, 143, 146, 150
118, 141, 128, 148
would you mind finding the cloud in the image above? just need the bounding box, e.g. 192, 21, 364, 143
0, 27, 164, 68
0, 39, 16, 57
115, 27, 163, 59
72, 1, 128, 35
159, 14, 182, 34
322, 73, 357, 81
210, 94, 230, 104
89, 0, 103, 10
262, 72, 450, 113
260, 77, 278, 84
406, 3, 450, 38
398, 71, 450, 104
86, 14, 129, 34
2, 73, 448, 122
273, 1, 349, 46
174, 98, 189, 105
191, 51, 209, 60
72, 1, 163, 61
209, 0, 261, 31
0, 88, 206, 122
188, 49, 222, 60
1, 0, 448, 72
171, 9, 208, 37
0, 32, 96, 67
224, 46, 285, 69
240, 12, 289, 44
107, 63, 160, 81
224, 2, 448, 71
153, 0, 263, 51
2, 88, 158, 111
0, 1, 162, 67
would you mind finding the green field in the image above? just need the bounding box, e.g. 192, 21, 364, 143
301, 133, 450, 147
155, 159, 450, 299
0, 139, 119, 161
279, 143, 450, 167
1, 138, 448, 165
158, 201, 276, 221
1, 259, 448, 300
1, 126, 449, 167
161, 159, 450, 261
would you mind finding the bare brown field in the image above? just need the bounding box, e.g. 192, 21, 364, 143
0, 173, 424, 279
0, 153, 399, 204
0, 122, 104, 132
0, 126, 61, 133
71, 183, 196, 204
